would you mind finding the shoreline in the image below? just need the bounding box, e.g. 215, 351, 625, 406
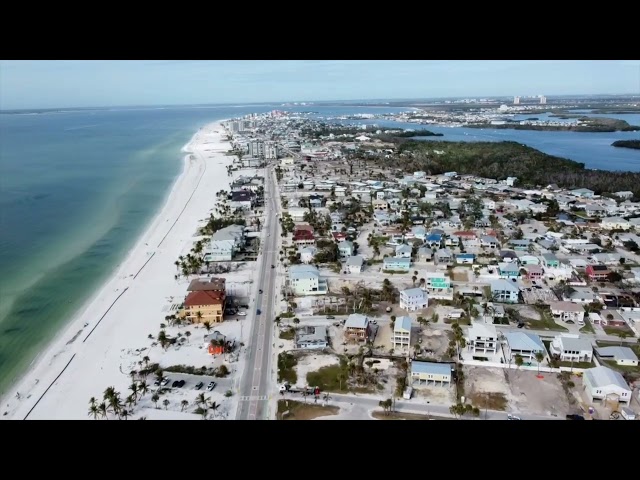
0, 119, 232, 419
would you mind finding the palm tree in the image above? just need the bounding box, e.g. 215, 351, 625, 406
210, 401, 220, 418
197, 311, 204, 323
157, 330, 170, 349
138, 380, 148, 396
142, 355, 150, 368
88, 403, 100, 419
125, 394, 136, 410
151, 393, 160, 408
129, 382, 138, 401
514, 354, 524, 374
203, 320, 212, 332
195, 406, 209, 420
181, 399, 189, 412
121, 409, 129, 420
89, 396, 97, 408
534, 351, 545, 375
162, 399, 170, 410
196, 392, 210, 407
98, 402, 109, 419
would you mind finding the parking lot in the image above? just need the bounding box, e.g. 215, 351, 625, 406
153, 372, 234, 394
521, 285, 559, 305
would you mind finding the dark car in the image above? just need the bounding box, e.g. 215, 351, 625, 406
257, 309, 261, 315
207, 381, 217, 392
259, 289, 263, 294
271, 265, 275, 269
195, 381, 204, 390
566, 414, 585, 420
172, 380, 180, 388
517, 322, 525, 328
154, 379, 161, 386
177, 380, 186, 388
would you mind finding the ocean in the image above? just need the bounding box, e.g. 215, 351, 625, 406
0, 103, 639, 395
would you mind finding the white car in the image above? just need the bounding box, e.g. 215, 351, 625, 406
237, 311, 247, 316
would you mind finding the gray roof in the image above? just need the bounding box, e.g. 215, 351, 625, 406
505, 332, 545, 352
211, 224, 245, 241
584, 366, 630, 390
346, 255, 364, 267
289, 264, 320, 279
468, 322, 497, 339
395, 316, 412, 333
558, 335, 592, 353
542, 253, 558, 262
345, 313, 369, 329
490, 279, 519, 292
296, 326, 328, 345
596, 346, 639, 362
411, 361, 452, 377
401, 287, 425, 298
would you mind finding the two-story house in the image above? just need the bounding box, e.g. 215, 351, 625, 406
586, 264, 610, 281
583, 366, 632, 404
490, 279, 520, 303
410, 361, 452, 387
344, 313, 371, 343
346, 255, 364, 274
466, 322, 499, 357
541, 253, 560, 269
204, 224, 245, 262
434, 248, 453, 265
399, 288, 428, 312
338, 240, 354, 258
423, 272, 454, 300
383, 257, 411, 272
180, 289, 226, 324
548, 301, 585, 325
503, 331, 546, 363
230, 190, 255, 210
480, 235, 499, 249
549, 334, 593, 363
455, 253, 475, 265
395, 244, 412, 258
288, 265, 328, 296
498, 262, 520, 279
392, 316, 412, 349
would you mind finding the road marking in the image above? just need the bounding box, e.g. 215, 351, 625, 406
239, 395, 268, 401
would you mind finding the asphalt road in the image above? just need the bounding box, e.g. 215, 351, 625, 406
236, 166, 279, 420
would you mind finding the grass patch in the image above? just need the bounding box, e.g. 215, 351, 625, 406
524, 317, 568, 331
468, 392, 508, 411
603, 325, 635, 337
278, 352, 298, 384
164, 364, 216, 376
279, 329, 295, 340
557, 360, 595, 369
306, 362, 376, 394
579, 320, 595, 334
277, 400, 339, 420
602, 359, 640, 373
372, 410, 452, 420
382, 269, 409, 274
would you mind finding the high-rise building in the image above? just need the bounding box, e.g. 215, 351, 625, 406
539, 95, 547, 105
513, 96, 521, 105
264, 141, 278, 160
248, 140, 264, 158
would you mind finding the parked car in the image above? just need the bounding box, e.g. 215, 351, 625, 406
207, 381, 217, 392
566, 414, 585, 420
177, 380, 186, 388
161, 378, 170, 387
257, 309, 261, 315
239, 304, 249, 309
237, 311, 247, 316
507, 414, 521, 420
259, 289, 263, 294
195, 382, 204, 390
326, 315, 335, 320
171, 380, 180, 388
154, 379, 161, 387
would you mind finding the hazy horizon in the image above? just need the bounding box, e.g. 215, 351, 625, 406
1, 60, 639, 111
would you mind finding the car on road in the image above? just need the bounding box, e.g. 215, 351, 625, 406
566, 414, 585, 420
326, 315, 335, 319
259, 289, 263, 294
271, 265, 275, 269
207, 381, 217, 391
237, 311, 247, 316
154, 379, 161, 386
161, 378, 170, 387
195, 381, 204, 390
257, 309, 261, 315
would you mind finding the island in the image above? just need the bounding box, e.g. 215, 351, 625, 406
611, 140, 640, 150
465, 117, 640, 133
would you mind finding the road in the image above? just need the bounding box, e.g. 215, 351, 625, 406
314, 393, 563, 421
236, 165, 280, 420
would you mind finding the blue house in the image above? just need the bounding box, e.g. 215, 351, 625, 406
455, 253, 475, 265
509, 240, 530, 251
498, 262, 520, 279
426, 233, 442, 247
383, 257, 412, 272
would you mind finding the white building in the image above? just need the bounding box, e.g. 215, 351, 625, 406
548, 301, 585, 325
264, 141, 278, 160
466, 322, 499, 356
399, 288, 428, 312
601, 217, 632, 230
288, 265, 328, 296
422, 272, 454, 300
392, 316, 412, 349
583, 366, 632, 404
299, 246, 317, 264
295, 326, 328, 350
346, 255, 364, 274
549, 334, 593, 363
595, 346, 639, 366
503, 331, 546, 363
204, 224, 245, 262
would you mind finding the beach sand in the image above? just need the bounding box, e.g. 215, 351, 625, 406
0, 120, 244, 420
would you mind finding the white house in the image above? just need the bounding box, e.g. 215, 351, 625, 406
423, 272, 454, 300
288, 265, 328, 296
601, 217, 632, 230
583, 366, 632, 404
548, 301, 585, 325
299, 246, 317, 264
614, 191, 634, 199
549, 334, 593, 362
338, 240, 354, 258
346, 255, 364, 274
399, 288, 428, 312
503, 332, 546, 363
489, 279, 520, 304
204, 224, 245, 262
395, 244, 413, 258
295, 326, 328, 350
392, 316, 412, 349
466, 322, 499, 356
595, 346, 639, 366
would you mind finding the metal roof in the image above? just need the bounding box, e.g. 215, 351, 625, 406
584, 366, 630, 390
345, 313, 369, 329
596, 346, 639, 362
395, 316, 412, 333
411, 361, 452, 376
504, 332, 545, 352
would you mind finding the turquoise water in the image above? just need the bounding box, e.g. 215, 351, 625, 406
0, 103, 638, 396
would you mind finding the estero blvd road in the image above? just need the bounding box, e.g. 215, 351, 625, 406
236, 166, 280, 420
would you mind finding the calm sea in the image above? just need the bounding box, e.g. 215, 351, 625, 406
0, 103, 638, 395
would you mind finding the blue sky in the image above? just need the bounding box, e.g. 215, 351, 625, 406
0, 60, 638, 110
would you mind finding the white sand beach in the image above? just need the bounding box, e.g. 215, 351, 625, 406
0, 120, 250, 420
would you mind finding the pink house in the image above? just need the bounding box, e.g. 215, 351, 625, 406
526, 265, 544, 280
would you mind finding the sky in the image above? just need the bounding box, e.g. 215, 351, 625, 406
0, 60, 638, 110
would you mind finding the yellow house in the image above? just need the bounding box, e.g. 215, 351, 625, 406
410, 361, 452, 386
180, 290, 225, 323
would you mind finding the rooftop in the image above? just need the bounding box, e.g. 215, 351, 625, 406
345, 313, 369, 329
504, 332, 545, 352
187, 277, 226, 292
411, 361, 452, 376
595, 346, 639, 362
184, 290, 225, 307
395, 316, 412, 333
584, 366, 630, 390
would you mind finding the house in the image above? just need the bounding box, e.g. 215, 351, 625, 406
411, 225, 428, 241
338, 240, 354, 258
585, 264, 610, 281
549, 334, 593, 362
395, 244, 413, 258
526, 265, 544, 281
187, 277, 226, 293
595, 346, 639, 366
426, 233, 442, 247
204, 224, 245, 262
503, 332, 546, 363
399, 288, 428, 312
509, 239, 531, 251
583, 366, 632, 404
417, 247, 433, 262
601, 217, 632, 230
456, 253, 475, 265
410, 361, 452, 386
518, 254, 540, 266
563, 287, 598, 304
541, 253, 560, 268
346, 255, 364, 274
614, 191, 634, 199
295, 326, 328, 350
548, 301, 585, 325
434, 248, 453, 265
392, 316, 412, 349
584, 204, 606, 217
500, 250, 519, 263
230, 190, 255, 210
490, 279, 520, 303
466, 322, 499, 356
204, 331, 228, 355
372, 199, 389, 211
344, 313, 371, 342
570, 188, 595, 198
288, 265, 328, 296
180, 290, 226, 324
299, 246, 317, 264
293, 229, 316, 246
423, 272, 454, 300
481, 235, 499, 249
498, 262, 520, 279
383, 257, 411, 272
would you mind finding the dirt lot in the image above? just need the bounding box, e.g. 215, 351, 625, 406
416, 328, 451, 360
278, 400, 339, 420
372, 410, 454, 420
373, 323, 393, 353
451, 268, 469, 282
413, 384, 457, 406
294, 352, 339, 388
464, 366, 571, 416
